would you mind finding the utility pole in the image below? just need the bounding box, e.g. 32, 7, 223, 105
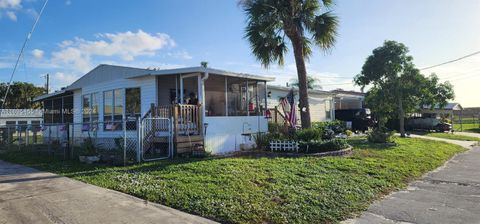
42, 73, 49, 94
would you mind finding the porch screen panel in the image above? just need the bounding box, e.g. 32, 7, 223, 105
126, 88, 141, 130
126, 88, 141, 118
63, 95, 74, 123
257, 82, 267, 116
52, 98, 63, 123
247, 82, 261, 116
43, 99, 53, 123
227, 77, 247, 116
205, 75, 226, 116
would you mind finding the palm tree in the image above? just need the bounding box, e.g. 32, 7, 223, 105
240, 0, 338, 128
291, 76, 322, 90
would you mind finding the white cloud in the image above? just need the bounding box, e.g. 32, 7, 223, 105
0, 0, 21, 21
51, 72, 79, 89
0, 0, 21, 9
51, 30, 176, 72
31, 49, 44, 59
5, 10, 15, 21
169, 50, 192, 60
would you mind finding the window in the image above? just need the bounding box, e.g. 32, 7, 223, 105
83, 94, 91, 123
83, 93, 100, 124
126, 88, 141, 130
325, 100, 331, 119
103, 89, 123, 131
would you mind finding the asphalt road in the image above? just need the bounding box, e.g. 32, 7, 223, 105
344, 143, 480, 224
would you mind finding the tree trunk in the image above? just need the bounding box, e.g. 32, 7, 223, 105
398, 94, 406, 137
290, 34, 311, 129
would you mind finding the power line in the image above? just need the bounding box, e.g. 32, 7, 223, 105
420, 50, 480, 70
1, 0, 48, 109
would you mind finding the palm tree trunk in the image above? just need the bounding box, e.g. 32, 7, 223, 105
290, 34, 311, 129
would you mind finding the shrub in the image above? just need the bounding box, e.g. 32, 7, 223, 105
321, 128, 336, 140
294, 128, 321, 142
313, 120, 347, 134
299, 138, 349, 153
367, 127, 395, 143
255, 132, 287, 150
345, 130, 353, 137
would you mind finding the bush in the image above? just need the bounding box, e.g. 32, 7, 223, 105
321, 128, 336, 140
313, 120, 347, 134
299, 138, 349, 153
345, 130, 353, 137
367, 127, 395, 143
255, 132, 287, 150
294, 128, 322, 142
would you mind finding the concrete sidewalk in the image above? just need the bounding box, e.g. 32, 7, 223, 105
0, 160, 216, 224
454, 131, 480, 139
344, 137, 480, 224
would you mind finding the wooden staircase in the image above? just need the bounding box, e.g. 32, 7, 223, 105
143, 103, 205, 155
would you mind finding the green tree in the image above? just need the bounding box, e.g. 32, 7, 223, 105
0, 82, 46, 109
291, 76, 322, 90
241, 0, 338, 128
355, 41, 454, 137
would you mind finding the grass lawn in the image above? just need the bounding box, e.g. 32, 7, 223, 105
414, 132, 480, 142
453, 123, 480, 133
0, 138, 465, 223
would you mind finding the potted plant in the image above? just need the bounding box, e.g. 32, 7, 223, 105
79, 134, 100, 164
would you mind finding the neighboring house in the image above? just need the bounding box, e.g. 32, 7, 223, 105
34, 64, 274, 154
0, 109, 43, 144
267, 85, 335, 123
0, 109, 43, 127
331, 89, 365, 110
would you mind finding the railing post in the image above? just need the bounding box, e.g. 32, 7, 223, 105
172, 104, 180, 139
150, 103, 155, 117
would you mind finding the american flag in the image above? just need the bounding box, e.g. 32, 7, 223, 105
280, 89, 297, 128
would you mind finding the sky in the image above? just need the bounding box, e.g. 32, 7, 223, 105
0, 0, 479, 107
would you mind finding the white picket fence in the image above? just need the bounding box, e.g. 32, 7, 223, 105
269, 140, 299, 152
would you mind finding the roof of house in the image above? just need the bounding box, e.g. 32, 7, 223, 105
331, 89, 365, 97
421, 102, 463, 111
267, 85, 334, 96
34, 64, 276, 101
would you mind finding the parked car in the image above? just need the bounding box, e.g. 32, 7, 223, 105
406, 117, 451, 132
335, 108, 374, 132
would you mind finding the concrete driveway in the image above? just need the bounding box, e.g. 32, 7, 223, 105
344, 142, 480, 224
0, 160, 216, 224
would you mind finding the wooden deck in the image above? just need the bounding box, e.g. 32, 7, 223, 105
144, 104, 205, 155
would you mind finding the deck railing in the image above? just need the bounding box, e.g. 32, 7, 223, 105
147, 103, 202, 136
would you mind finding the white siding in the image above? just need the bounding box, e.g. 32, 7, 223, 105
204, 116, 268, 154
267, 89, 333, 122
69, 76, 156, 139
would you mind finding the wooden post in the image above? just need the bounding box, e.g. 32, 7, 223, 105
274, 106, 278, 124
150, 103, 155, 117
173, 104, 179, 139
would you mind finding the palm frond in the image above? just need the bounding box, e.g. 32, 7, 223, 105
310, 11, 339, 51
